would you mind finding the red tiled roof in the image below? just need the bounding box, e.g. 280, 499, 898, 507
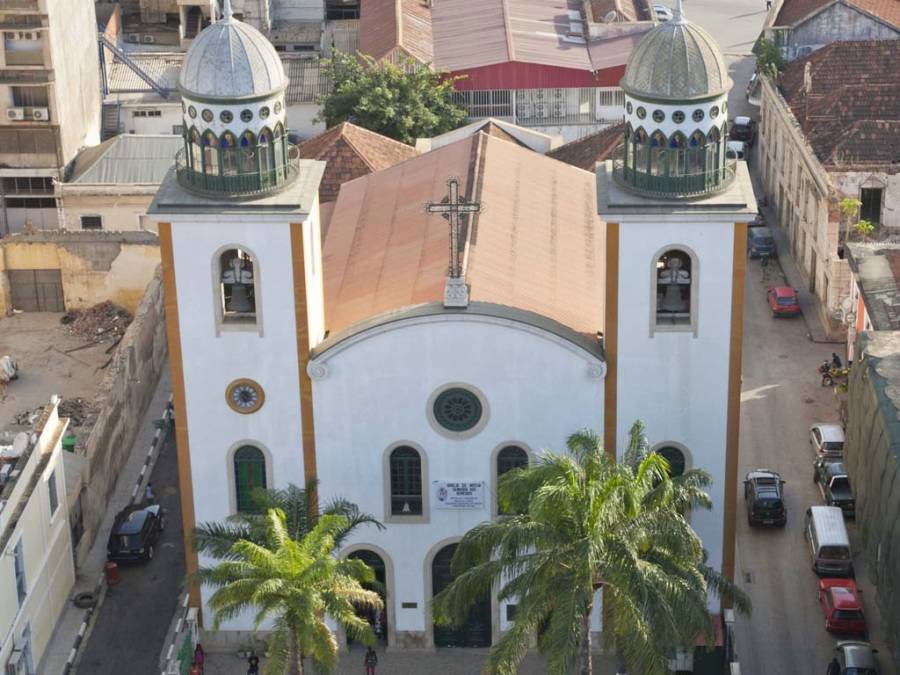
778, 40, 900, 168
322, 132, 606, 336
296, 122, 418, 202
775, 0, 900, 28
546, 123, 624, 171
359, 0, 434, 65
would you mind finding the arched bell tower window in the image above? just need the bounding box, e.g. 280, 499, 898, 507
389, 446, 423, 516
218, 248, 256, 323
202, 131, 219, 176
654, 248, 696, 331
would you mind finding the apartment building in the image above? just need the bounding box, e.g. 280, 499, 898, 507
0, 0, 101, 235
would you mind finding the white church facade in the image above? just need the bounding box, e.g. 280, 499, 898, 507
152, 0, 757, 651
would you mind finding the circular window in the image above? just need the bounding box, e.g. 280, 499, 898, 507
240, 109, 253, 123
636, 106, 646, 120
652, 109, 665, 123
655, 446, 686, 477
274, 101, 283, 114
692, 109, 705, 122
201, 109, 213, 123
259, 106, 270, 120
220, 110, 233, 123
672, 110, 685, 123
710, 105, 720, 119
433, 388, 483, 432
188, 105, 197, 119
626, 101, 633, 114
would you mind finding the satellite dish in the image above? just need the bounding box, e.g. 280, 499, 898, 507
840, 297, 853, 315
603, 10, 619, 22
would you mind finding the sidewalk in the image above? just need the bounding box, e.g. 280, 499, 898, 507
39, 367, 172, 675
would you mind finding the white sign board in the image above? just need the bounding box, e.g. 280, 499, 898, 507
433, 480, 485, 509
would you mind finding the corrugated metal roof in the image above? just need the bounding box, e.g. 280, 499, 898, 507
68, 135, 183, 185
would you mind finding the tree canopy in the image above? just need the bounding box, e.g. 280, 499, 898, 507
319, 52, 468, 144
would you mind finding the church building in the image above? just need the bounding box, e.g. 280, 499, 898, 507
151, 0, 757, 651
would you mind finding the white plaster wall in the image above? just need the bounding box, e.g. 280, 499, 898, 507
182, 93, 289, 139
624, 94, 728, 139
312, 316, 605, 637
303, 195, 325, 347
170, 218, 308, 629
121, 105, 184, 136
614, 219, 736, 591
285, 102, 326, 140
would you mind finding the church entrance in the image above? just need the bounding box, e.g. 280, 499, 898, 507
431, 544, 492, 648
347, 550, 388, 645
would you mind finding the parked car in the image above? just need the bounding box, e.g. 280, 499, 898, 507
818, 579, 867, 636
814, 459, 855, 518
748, 226, 776, 258
835, 640, 879, 674
653, 4, 674, 20
746, 72, 759, 101
726, 140, 747, 162
107, 503, 164, 562
744, 469, 786, 526
805, 506, 853, 577
810, 422, 844, 461
729, 116, 757, 147
767, 286, 800, 317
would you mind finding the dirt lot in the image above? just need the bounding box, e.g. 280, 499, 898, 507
0, 312, 114, 437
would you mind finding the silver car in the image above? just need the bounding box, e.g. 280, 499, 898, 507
811, 422, 845, 461
836, 640, 878, 674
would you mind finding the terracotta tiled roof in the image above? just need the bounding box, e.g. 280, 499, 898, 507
296, 122, 418, 202
775, 0, 900, 28
778, 41, 900, 168
546, 123, 624, 171
359, 0, 434, 65
322, 132, 605, 336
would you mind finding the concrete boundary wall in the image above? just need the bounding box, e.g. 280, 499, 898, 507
72, 265, 168, 565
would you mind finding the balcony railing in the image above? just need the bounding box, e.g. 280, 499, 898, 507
2, 0, 41, 11
175, 148, 301, 198
613, 160, 738, 199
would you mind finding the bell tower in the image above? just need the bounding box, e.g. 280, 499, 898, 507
597, 1, 757, 603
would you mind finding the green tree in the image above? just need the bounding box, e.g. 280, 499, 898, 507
192, 481, 383, 560
755, 37, 784, 78
196, 510, 383, 675
319, 52, 467, 144
432, 429, 749, 675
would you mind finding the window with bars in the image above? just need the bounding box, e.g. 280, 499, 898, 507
80, 215, 102, 230
5, 197, 55, 208
453, 90, 513, 119
234, 445, 267, 513
2, 176, 53, 194
11, 85, 48, 107
389, 446, 422, 516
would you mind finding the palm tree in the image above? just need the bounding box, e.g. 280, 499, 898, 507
192, 481, 383, 560
196, 509, 384, 675
432, 429, 749, 675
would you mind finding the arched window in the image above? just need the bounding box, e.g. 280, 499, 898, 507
202, 131, 219, 176
650, 130, 667, 175
655, 249, 693, 327
259, 127, 275, 175
669, 132, 687, 176
234, 445, 266, 512
389, 446, 422, 516
496, 446, 528, 515
655, 446, 686, 477
219, 248, 256, 321
221, 131, 238, 175
239, 131, 256, 173
633, 127, 648, 173
189, 128, 202, 172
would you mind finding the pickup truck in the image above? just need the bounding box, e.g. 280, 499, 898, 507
814, 459, 855, 518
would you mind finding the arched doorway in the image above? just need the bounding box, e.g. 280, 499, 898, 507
431, 544, 491, 647
347, 549, 388, 645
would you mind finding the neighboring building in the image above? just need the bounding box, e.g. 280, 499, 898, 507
845, 331, 900, 664
416, 118, 562, 154
296, 122, 418, 203
763, 0, 900, 61
758, 40, 900, 332
0, 0, 102, 235
153, 4, 755, 663
546, 122, 625, 171
0, 399, 74, 675
358, 0, 432, 66
57, 135, 183, 232
844, 243, 900, 360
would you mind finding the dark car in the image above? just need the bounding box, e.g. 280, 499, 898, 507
107, 503, 164, 562
748, 226, 775, 258
814, 459, 855, 518
744, 469, 786, 526
729, 116, 756, 147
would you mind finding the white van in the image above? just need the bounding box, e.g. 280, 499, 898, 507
726, 140, 747, 161
805, 506, 852, 576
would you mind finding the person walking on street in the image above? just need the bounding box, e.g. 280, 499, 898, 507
247, 650, 260, 675
364, 646, 378, 675
766, 0, 772, 9
144, 481, 155, 504
827, 656, 841, 675
193, 643, 205, 674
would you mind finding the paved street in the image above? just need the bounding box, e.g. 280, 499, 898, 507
75, 433, 185, 674
733, 257, 895, 675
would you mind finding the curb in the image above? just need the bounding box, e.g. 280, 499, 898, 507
131, 394, 175, 506
159, 593, 192, 675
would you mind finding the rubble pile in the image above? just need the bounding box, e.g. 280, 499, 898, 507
61, 301, 133, 343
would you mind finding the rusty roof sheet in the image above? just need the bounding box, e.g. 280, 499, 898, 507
432, 0, 596, 71
322, 132, 605, 336
775, 0, 900, 28
359, 0, 434, 64
545, 122, 624, 171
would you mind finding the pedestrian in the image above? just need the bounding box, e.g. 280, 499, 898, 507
766, 0, 772, 10
831, 352, 843, 370
364, 646, 378, 675
193, 643, 205, 674
247, 650, 260, 675
144, 481, 155, 504
827, 656, 841, 675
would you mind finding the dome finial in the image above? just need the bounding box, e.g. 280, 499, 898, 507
674, 0, 686, 23
222, 0, 234, 20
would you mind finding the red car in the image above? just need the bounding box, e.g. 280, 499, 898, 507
818, 579, 867, 636
767, 286, 800, 316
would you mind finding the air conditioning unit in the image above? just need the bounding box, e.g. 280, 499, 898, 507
125, 33, 141, 43
141, 35, 156, 44
21, 32, 34, 40
30, 107, 49, 121
6, 108, 25, 121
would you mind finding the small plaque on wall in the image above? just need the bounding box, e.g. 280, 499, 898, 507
433, 480, 485, 509
401, 602, 418, 609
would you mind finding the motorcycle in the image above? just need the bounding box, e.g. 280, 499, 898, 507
817, 360, 848, 387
